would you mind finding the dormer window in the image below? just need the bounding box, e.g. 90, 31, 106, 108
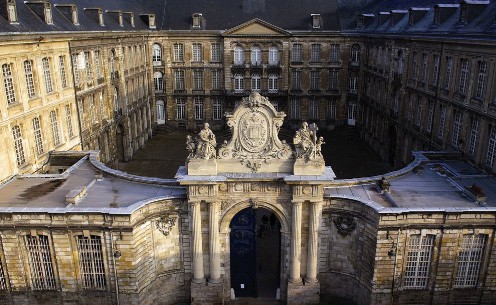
71, 6, 79, 25
126, 12, 135, 27
141, 14, 156, 29
44, 2, 53, 24
7, 0, 17, 23
54, 4, 79, 25
193, 13, 203, 29
118, 12, 123, 27
311, 14, 321, 29
98, 8, 104, 26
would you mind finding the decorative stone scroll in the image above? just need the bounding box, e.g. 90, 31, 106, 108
156, 215, 177, 236
333, 215, 357, 237
217, 92, 293, 173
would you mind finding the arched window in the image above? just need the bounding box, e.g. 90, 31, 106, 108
268, 47, 279, 66
234, 46, 244, 65
349, 74, 358, 93
348, 102, 357, 125
152, 44, 162, 66
251, 73, 261, 92
351, 44, 361, 65
251, 46, 261, 66
154, 72, 163, 92
268, 74, 278, 93
234, 74, 244, 93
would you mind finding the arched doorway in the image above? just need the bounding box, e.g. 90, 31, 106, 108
230, 207, 281, 299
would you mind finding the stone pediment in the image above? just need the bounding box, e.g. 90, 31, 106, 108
223, 19, 290, 36
217, 92, 294, 173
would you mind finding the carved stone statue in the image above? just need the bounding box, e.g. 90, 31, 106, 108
294, 122, 323, 162
186, 135, 196, 159
194, 123, 217, 159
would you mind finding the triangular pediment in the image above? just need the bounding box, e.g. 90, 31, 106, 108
223, 18, 290, 36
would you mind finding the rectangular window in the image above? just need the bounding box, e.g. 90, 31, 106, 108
454, 234, 486, 288
94, 51, 101, 79
403, 234, 435, 289
176, 97, 186, 120
468, 118, 479, 156
310, 71, 320, 90
58, 56, 67, 88
174, 70, 185, 90
432, 55, 440, 85
84, 52, 92, 82
25, 235, 56, 290
327, 100, 337, 120
292, 43, 302, 63
421, 53, 427, 82
3, 63, 17, 105
192, 43, 202, 62
289, 98, 300, 119
12, 125, 25, 166
42, 57, 53, 93
193, 70, 203, 90
459, 58, 469, 95
328, 69, 339, 90
349, 75, 358, 93
475, 61, 488, 100
212, 98, 222, 120
76, 235, 106, 290
426, 101, 434, 132
49, 110, 60, 146
438, 105, 446, 139
65, 105, 74, 138
212, 69, 221, 90
330, 44, 340, 62
412, 52, 418, 79
310, 44, 321, 62
292, 70, 301, 90
33, 117, 44, 155
407, 95, 414, 121
452, 111, 462, 147
72, 54, 80, 85
194, 97, 204, 120
211, 43, 221, 62
309, 99, 319, 120
24, 60, 36, 98
268, 74, 278, 93
486, 125, 496, 167
444, 56, 453, 90
173, 43, 184, 62
415, 96, 423, 128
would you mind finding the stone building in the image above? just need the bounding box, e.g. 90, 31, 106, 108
0, 93, 495, 305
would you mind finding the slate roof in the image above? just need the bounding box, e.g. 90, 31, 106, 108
352, 0, 496, 37
1, 0, 495, 37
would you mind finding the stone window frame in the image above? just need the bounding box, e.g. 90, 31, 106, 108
233, 46, 244, 65
84, 51, 92, 82
72, 53, 80, 85
437, 103, 447, 140
250, 73, 261, 92
154, 71, 164, 92
211, 69, 222, 90
310, 70, 320, 90
193, 96, 204, 120
23, 60, 36, 98
233, 73, 244, 93
32, 116, 44, 156
210, 42, 221, 63
451, 110, 462, 147
212, 97, 223, 120
350, 43, 361, 65
152, 43, 162, 65
12, 125, 26, 166
192, 70, 204, 91
292, 69, 301, 90
268, 73, 278, 93
310, 43, 321, 63
458, 58, 470, 95
289, 97, 300, 119
174, 69, 185, 91
75, 234, 107, 290
468, 117, 479, 156
415, 95, 423, 128
268, 46, 279, 66
2, 63, 17, 105
443, 56, 453, 90
192, 43, 203, 63
250, 46, 262, 66
329, 43, 340, 63
65, 104, 74, 138
291, 43, 302, 63
453, 233, 487, 288
485, 124, 496, 167
0, 238, 8, 290
58, 55, 68, 88
328, 69, 339, 90
308, 98, 319, 120
173, 43, 184, 62
475, 60, 488, 100
49, 109, 60, 146
326, 99, 337, 120
42, 57, 53, 93
23, 233, 57, 290
432, 54, 440, 85
402, 231, 437, 290
176, 97, 186, 120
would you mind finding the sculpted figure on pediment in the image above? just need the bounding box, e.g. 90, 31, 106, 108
186, 123, 217, 160
294, 122, 324, 162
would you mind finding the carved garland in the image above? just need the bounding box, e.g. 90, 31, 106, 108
156, 216, 177, 236
333, 215, 357, 237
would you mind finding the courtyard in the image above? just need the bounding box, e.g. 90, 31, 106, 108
116, 125, 393, 180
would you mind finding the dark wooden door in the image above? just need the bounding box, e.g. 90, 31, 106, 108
230, 208, 257, 297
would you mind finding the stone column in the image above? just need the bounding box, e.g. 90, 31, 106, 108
305, 201, 321, 283
208, 201, 221, 283
289, 201, 302, 283
190, 201, 205, 283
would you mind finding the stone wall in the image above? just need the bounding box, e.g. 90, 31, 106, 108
319, 198, 379, 305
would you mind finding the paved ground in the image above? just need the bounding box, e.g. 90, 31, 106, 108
116, 125, 393, 179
